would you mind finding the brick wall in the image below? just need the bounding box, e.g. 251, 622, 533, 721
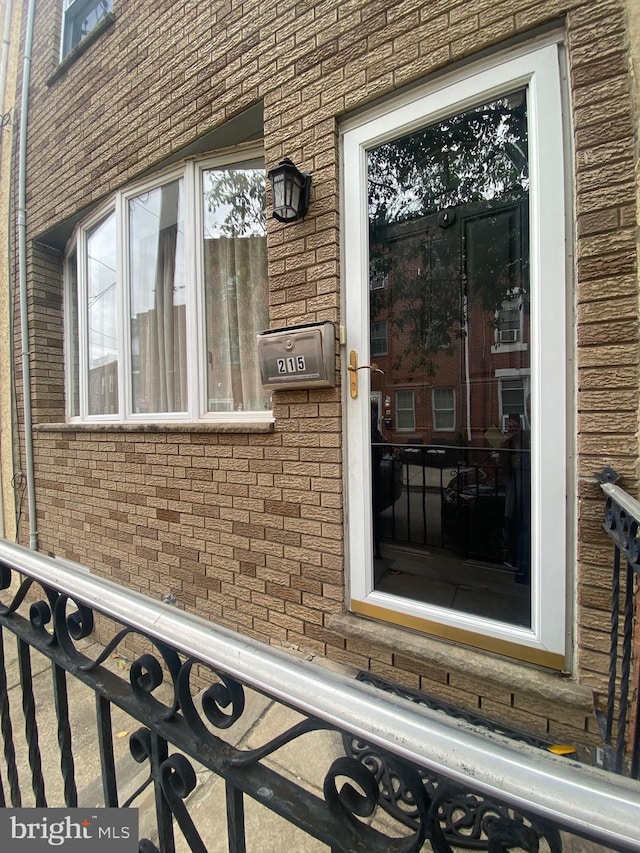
570, 1, 638, 698
11, 0, 638, 751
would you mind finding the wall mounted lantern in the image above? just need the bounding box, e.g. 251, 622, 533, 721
267, 157, 312, 223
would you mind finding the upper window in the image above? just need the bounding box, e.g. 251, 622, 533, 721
65, 151, 271, 423
62, 0, 112, 58
492, 291, 528, 353
370, 320, 388, 357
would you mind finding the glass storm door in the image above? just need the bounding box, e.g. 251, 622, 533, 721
342, 44, 567, 664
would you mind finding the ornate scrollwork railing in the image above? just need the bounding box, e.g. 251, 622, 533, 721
0, 539, 639, 851
596, 468, 640, 778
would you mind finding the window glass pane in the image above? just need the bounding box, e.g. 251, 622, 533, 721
433, 387, 455, 430
369, 89, 532, 627
87, 212, 117, 415
129, 179, 187, 414
370, 320, 387, 356
62, 0, 112, 57
396, 390, 415, 430
202, 167, 270, 413
67, 248, 80, 418
502, 382, 525, 411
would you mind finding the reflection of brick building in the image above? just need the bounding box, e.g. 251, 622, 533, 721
130, 303, 187, 414
88, 358, 118, 416
371, 200, 530, 449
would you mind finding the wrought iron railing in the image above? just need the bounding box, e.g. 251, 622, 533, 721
377, 442, 522, 565
0, 538, 639, 851
596, 468, 640, 778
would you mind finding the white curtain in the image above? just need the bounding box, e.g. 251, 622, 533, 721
204, 235, 268, 412
132, 181, 187, 414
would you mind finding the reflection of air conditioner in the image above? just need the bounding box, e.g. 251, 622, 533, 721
502, 413, 526, 432
499, 328, 519, 343
369, 274, 387, 291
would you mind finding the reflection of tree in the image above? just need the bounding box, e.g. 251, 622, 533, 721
368, 92, 529, 377
371, 232, 461, 379
368, 93, 528, 220
204, 169, 266, 238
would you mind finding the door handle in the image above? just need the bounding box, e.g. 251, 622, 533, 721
348, 350, 384, 399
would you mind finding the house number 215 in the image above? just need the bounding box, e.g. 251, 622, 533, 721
277, 356, 306, 374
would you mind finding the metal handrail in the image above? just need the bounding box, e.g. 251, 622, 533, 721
1, 538, 639, 850
597, 472, 640, 780
600, 480, 640, 528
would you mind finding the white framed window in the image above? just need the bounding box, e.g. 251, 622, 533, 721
396, 390, 415, 431
370, 321, 388, 357
497, 300, 522, 343
499, 373, 530, 431
64, 149, 272, 424
343, 38, 568, 664
61, 0, 112, 58
432, 387, 455, 431
369, 257, 389, 291
492, 291, 528, 353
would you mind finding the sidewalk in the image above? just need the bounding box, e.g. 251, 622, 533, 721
169, 690, 344, 852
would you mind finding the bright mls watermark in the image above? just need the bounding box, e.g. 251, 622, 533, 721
1, 809, 138, 851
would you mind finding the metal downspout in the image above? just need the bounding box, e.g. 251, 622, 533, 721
0, 0, 14, 115
0, 0, 16, 540
17, 0, 37, 550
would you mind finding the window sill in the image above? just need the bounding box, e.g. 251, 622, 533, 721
490, 343, 529, 355
328, 612, 593, 714
47, 13, 116, 86
35, 420, 274, 435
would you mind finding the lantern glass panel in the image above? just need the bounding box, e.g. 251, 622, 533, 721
289, 178, 302, 216
272, 173, 286, 212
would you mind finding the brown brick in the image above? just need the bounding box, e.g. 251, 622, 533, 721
16, 0, 638, 761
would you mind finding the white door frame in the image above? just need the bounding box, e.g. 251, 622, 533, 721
341, 39, 568, 665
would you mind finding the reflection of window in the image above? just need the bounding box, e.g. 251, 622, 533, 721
432, 387, 455, 431
396, 390, 415, 431
64, 151, 271, 422
499, 376, 529, 429
208, 398, 234, 412
493, 293, 527, 351
62, 0, 112, 58
369, 257, 389, 290
370, 321, 388, 357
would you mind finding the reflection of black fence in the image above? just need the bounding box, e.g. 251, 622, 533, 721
377, 444, 530, 566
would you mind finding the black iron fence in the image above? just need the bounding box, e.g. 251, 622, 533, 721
377, 442, 525, 565
596, 468, 640, 778
0, 539, 639, 851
